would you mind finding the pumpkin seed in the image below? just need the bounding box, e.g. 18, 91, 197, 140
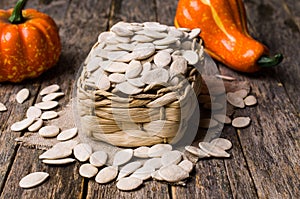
169, 56, 187, 77
161, 150, 182, 166
125, 60, 143, 79
110, 25, 134, 37
28, 118, 43, 132
153, 36, 178, 46
86, 57, 102, 72
148, 143, 172, 157
184, 145, 210, 158
100, 61, 128, 73
95, 73, 111, 91
16, 88, 30, 104
227, 92, 245, 108
244, 95, 257, 106
151, 170, 164, 181
235, 89, 248, 99
127, 78, 145, 87
154, 51, 171, 67
42, 158, 76, 165
40, 84, 60, 96
89, 150, 108, 167
116, 176, 143, 191
130, 166, 155, 181
188, 28, 201, 39
79, 163, 98, 178
35, 101, 59, 110
26, 106, 42, 119
117, 43, 135, 51
199, 142, 230, 158
131, 34, 154, 42
11, 117, 35, 132
42, 92, 65, 102
117, 161, 142, 180
0, 102, 7, 112
57, 127, 78, 141
95, 166, 118, 184
210, 138, 232, 151
215, 74, 236, 81
39, 141, 77, 160
144, 158, 162, 169
19, 172, 49, 188
116, 81, 143, 95
133, 146, 150, 158
73, 143, 93, 162
141, 68, 169, 85
108, 73, 126, 83
182, 50, 199, 65
178, 160, 194, 173
113, 149, 133, 166
38, 125, 60, 138
41, 111, 58, 120
232, 117, 251, 128
158, 164, 189, 182
133, 43, 156, 60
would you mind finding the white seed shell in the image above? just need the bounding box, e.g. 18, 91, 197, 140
113, 149, 133, 166
38, 125, 60, 138
42, 158, 76, 165
42, 92, 65, 102
26, 106, 42, 119
95, 166, 118, 184
117, 161, 142, 180
232, 117, 251, 128
158, 164, 189, 182
210, 138, 232, 151
79, 163, 98, 178
199, 142, 230, 158
89, 150, 108, 167
19, 172, 49, 188
41, 111, 58, 120
148, 144, 172, 157
16, 88, 30, 104
0, 102, 7, 112
40, 84, 60, 96
11, 117, 35, 131
116, 177, 143, 191
28, 119, 43, 132
161, 150, 182, 166
73, 143, 93, 162
35, 101, 59, 110
57, 127, 78, 141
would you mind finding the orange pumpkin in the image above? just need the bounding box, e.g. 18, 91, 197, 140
0, 0, 61, 82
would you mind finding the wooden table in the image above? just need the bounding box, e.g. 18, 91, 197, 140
0, 0, 299, 198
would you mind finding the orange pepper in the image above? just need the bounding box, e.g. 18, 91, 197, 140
174, 0, 283, 73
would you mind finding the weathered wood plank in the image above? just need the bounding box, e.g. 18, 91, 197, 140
0, 146, 83, 199
219, 63, 300, 198
244, 0, 300, 112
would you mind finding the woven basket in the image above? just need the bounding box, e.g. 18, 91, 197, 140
75, 23, 203, 147
76, 63, 201, 147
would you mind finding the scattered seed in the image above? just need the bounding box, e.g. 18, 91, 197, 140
113, 149, 133, 166
148, 144, 172, 157
130, 166, 155, 181
40, 84, 60, 96
19, 172, 49, 188
117, 161, 142, 180
161, 150, 182, 166
57, 127, 78, 141
39, 140, 78, 160
11, 117, 35, 132
144, 158, 162, 170
227, 92, 245, 108
41, 111, 58, 120
0, 102, 7, 112
89, 150, 108, 167
158, 164, 189, 183
73, 143, 93, 162
42, 158, 76, 165
16, 88, 30, 104
95, 166, 118, 184
35, 101, 59, 110
215, 74, 236, 81
232, 117, 251, 128
178, 160, 194, 173
26, 106, 42, 119
28, 118, 43, 132
133, 146, 150, 158
244, 95, 257, 106
210, 138, 232, 151
38, 125, 60, 138
42, 92, 65, 102
116, 177, 143, 191
79, 163, 98, 178
199, 142, 230, 158
184, 145, 210, 158
234, 89, 248, 99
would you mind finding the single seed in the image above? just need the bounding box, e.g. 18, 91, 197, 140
38, 125, 60, 138
232, 117, 251, 128
19, 172, 49, 188
89, 150, 108, 167
95, 166, 118, 184
116, 177, 143, 191
42, 158, 76, 165
40, 84, 60, 96
79, 163, 98, 178
199, 142, 230, 158
26, 106, 42, 119
0, 102, 7, 112
73, 143, 93, 162
57, 127, 78, 141
28, 118, 43, 132
41, 111, 58, 120
244, 95, 257, 106
16, 88, 30, 104
210, 138, 232, 151
11, 117, 35, 132
113, 149, 133, 166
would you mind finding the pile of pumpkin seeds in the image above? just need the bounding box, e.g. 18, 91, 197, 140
7, 22, 259, 191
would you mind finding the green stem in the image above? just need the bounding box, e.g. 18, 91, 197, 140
8, 0, 28, 24
257, 53, 284, 68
